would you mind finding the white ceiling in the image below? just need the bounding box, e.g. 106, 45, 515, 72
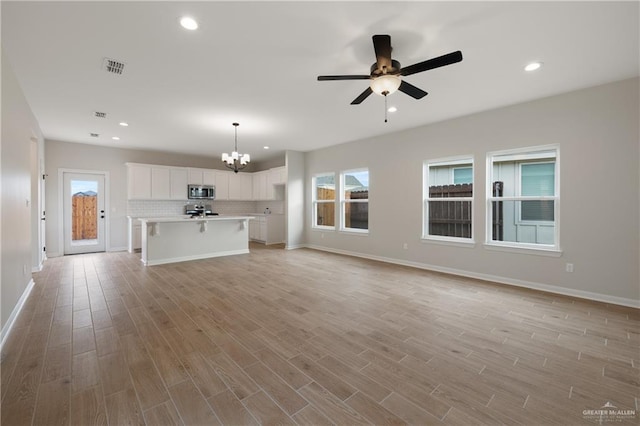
2, 1, 638, 163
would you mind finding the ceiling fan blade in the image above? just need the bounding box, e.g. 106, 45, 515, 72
351, 87, 373, 105
400, 51, 463, 76
372, 34, 392, 71
318, 75, 370, 81
398, 80, 428, 100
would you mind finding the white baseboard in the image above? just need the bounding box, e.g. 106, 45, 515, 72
142, 249, 250, 266
1, 278, 35, 351
306, 244, 640, 309
31, 263, 43, 273
108, 246, 128, 253
285, 244, 306, 250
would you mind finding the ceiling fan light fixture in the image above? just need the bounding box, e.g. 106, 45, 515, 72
370, 74, 401, 96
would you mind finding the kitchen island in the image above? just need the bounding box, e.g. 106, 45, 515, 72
139, 215, 254, 266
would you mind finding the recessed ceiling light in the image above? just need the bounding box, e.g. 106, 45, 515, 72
119, 122, 129, 127
525, 62, 542, 72
112, 136, 120, 140
180, 16, 198, 30
388, 106, 398, 113
264, 146, 270, 150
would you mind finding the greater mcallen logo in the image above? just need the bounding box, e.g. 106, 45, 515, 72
582, 401, 637, 423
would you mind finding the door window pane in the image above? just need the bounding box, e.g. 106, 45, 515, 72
71, 180, 98, 242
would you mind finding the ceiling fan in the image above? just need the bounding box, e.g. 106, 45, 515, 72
317, 34, 463, 105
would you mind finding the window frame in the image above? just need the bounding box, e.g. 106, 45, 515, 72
485, 145, 560, 253
423, 156, 475, 244
311, 172, 336, 230
340, 168, 369, 234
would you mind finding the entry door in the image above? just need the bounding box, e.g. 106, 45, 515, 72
63, 172, 106, 254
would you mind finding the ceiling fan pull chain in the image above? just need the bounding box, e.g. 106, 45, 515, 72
384, 93, 388, 123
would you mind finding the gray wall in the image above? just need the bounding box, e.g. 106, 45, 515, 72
44, 141, 233, 256
1, 51, 44, 332
285, 150, 305, 249
304, 78, 639, 305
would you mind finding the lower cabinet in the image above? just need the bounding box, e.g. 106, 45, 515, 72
249, 214, 284, 245
128, 218, 142, 252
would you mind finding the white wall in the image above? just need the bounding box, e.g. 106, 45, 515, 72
45, 140, 230, 256
305, 78, 639, 306
285, 150, 305, 249
1, 50, 44, 332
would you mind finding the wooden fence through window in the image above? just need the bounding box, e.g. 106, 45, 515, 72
316, 188, 335, 226
428, 182, 503, 239
72, 195, 97, 240
345, 190, 368, 229
428, 184, 472, 238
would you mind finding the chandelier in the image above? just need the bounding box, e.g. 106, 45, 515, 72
221, 122, 250, 173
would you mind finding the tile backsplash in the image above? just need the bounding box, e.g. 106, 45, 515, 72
127, 200, 284, 217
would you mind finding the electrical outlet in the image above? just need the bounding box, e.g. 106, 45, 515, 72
321, 233, 324, 239
23, 264, 28, 275
403, 243, 408, 250
566, 263, 574, 273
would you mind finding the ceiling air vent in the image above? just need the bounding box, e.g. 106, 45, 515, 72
90, 133, 100, 138
93, 111, 107, 118
102, 57, 125, 75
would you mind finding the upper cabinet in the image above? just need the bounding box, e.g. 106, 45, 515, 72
127, 163, 188, 200
127, 163, 286, 201
252, 171, 268, 200
170, 168, 188, 200
188, 168, 216, 186
214, 171, 230, 200
127, 164, 152, 199
229, 172, 253, 200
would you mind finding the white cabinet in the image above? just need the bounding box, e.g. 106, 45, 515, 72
267, 167, 286, 200
215, 171, 230, 200
252, 171, 268, 200
127, 163, 189, 200
128, 217, 142, 252
188, 168, 216, 186
229, 173, 252, 200
128, 162, 286, 201
249, 214, 285, 245
170, 168, 188, 200
127, 164, 152, 199
269, 166, 286, 185
151, 167, 171, 199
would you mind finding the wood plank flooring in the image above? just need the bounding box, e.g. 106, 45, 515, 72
2, 243, 638, 425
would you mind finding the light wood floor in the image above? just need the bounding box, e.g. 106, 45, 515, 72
2, 243, 638, 425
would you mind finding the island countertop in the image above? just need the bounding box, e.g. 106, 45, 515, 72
139, 215, 254, 266
139, 215, 255, 223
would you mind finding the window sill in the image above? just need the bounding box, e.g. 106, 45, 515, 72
312, 226, 335, 232
339, 228, 369, 236
421, 237, 475, 249
484, 242, 562, 257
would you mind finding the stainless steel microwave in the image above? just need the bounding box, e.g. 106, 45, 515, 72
188, 185, 215, 200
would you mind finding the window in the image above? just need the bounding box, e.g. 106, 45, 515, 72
312, 173, 335, 228
453, 167, 473, 184
341, 169, 369, 232
520, 162, 555, 221
487, 146, 559, 250
424, 157, 474, 241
